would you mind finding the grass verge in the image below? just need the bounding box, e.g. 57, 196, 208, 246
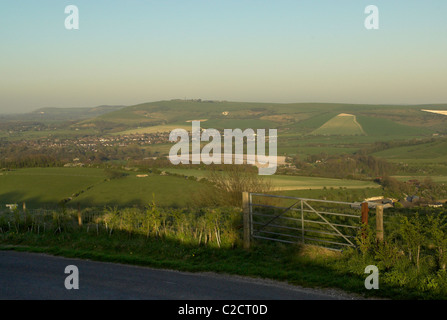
0, 230, 439, 300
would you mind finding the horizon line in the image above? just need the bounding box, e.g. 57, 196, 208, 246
3, 99, 447, 115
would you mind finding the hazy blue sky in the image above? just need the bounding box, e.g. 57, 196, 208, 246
1, 0, 446, 113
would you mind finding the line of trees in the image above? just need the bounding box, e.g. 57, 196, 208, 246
291, 153, 395, 180
0, 143, 153, 168
0, 154, 63, 169
380, 176, 447, 202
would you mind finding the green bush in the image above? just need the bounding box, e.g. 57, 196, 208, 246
338, 211, 447, 296
99, 205, 242, 248
0, 204, 242, 249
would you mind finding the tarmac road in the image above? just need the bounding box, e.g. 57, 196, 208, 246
0, 250, 359, 300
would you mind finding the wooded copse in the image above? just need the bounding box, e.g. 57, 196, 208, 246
291, 153, 395, 179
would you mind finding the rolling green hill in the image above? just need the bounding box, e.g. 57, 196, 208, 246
83, 100, 447, 137
4, 100, 447, 162
72, 100, 447, 160
0, 105, 126, 122
310, 113, 366, 136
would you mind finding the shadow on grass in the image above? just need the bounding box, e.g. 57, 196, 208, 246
0, 227, 391, 300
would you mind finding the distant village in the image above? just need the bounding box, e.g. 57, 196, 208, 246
1, 131, 171, 152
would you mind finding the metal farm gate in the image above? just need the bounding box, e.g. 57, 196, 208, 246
243, 193, 369, 251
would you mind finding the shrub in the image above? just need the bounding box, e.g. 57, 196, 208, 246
425, 215, 447, 271
104, 168, 129, 180
197, 165, 275, 208
399, 214, 425, 271
374, 240, 403, 271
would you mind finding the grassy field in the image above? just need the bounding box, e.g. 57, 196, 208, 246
201, 119, 277, 130
269, 175, 378, 191
163, 168, 379, 191
70, 171, 207, 208
357, 115, 434, 137
0, 167, 105, 207
392, 175, 447, 184
0, 167, 381, 210
0, 167, 208, 209
112, 119, 278, 135
113, 124, 191, 135
373, 140, 447, 164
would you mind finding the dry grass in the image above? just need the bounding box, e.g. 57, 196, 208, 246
297, 244, 342, 260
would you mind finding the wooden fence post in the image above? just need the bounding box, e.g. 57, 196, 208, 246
361, 202, 369, 225
77, 203, 82, 227
23, 202, 27, 226
376, 205, 384, 242
242, 192, 250, 250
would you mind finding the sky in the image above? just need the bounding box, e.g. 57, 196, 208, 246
0, 0, 446, 113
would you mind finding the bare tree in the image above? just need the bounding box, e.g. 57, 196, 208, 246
196, 164, 275, 208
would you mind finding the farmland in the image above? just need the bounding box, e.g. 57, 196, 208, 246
2, 100, 447, 210
0, 167, 104, 207
0, 167, 208, 209
0, 166, 382, 210
3, 100, 447, 157
373, 139, 447, 164
113, 124, 191, 135
79, 100, 447, 137
310, 113, 365, 136
163, 168, 379, 191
